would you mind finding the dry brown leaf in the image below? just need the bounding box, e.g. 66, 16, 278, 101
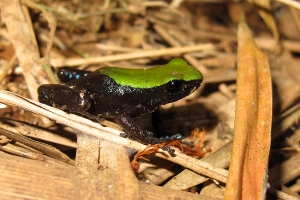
270, 51, 300, 112
1, 0, 49, 101
224, 21, 272, 199
248, 0, 280, 44
181, 128, 210, 158
132, 128, 210, 172
228, 3, 244, 24
0, 127, 74, 165
131, 140, 182, 172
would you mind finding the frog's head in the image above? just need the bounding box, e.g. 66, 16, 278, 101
147, 78, 202, 106
146, 58, 203, 104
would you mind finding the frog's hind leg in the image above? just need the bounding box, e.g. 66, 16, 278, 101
38, 84, 103, 122
115, 113, 175, 154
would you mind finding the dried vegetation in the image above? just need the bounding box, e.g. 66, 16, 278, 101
0, 0, 300, 199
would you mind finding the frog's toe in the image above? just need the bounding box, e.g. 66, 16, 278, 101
170, 133, 182, 140
162, 146, 175, 156
120, 132, 128, 138
146, 131, 154, 136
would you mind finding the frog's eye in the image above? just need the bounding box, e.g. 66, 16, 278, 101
166, 80, 182, 93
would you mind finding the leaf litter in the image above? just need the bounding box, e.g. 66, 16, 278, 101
0, 0, 300, 199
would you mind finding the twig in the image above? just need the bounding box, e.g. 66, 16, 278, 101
0, 127, 74, 165
0, 90, 228, 183
50, 44, 214, 67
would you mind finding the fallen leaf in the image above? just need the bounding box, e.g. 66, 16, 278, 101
131, 140, 182, 172
248, 0, 280, 44
182, 128, 210, 158
224, 21, 272, 200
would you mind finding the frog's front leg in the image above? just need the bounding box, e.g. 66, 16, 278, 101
115, 113, 176, 154
115, 106, 174, 148
38, 84, 101, 121
114, 113, 163, 144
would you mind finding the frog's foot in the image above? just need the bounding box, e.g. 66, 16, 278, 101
146, 131, 154, 137
157, 133, 182, 142
143, 136, 177, 155
170, 133, 182, 140
120, 132, 128, 138
120, 132, 176, 155
162, 146, 175, 155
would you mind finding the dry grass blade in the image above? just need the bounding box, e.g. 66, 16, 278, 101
268, 153, 300, 189
0, 127, 74, 165
164, 142, 233, 190
276, 0, 300, 10
249, 0, 280, 43
2, 1, 300, 198
0, 118, 77, 148
224, 21, 272, 199
0, 90, 228, 183
50, 44, 214, 67
0, 0, 49, 100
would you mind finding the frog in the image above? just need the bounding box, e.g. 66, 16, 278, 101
38, 58, 203, 153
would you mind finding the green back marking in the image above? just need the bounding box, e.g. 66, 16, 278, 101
99, 58, 203, 88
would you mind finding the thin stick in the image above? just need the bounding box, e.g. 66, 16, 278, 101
50, 44, 214, 67
0, 127, 74, 165
0, 90, 228, 183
